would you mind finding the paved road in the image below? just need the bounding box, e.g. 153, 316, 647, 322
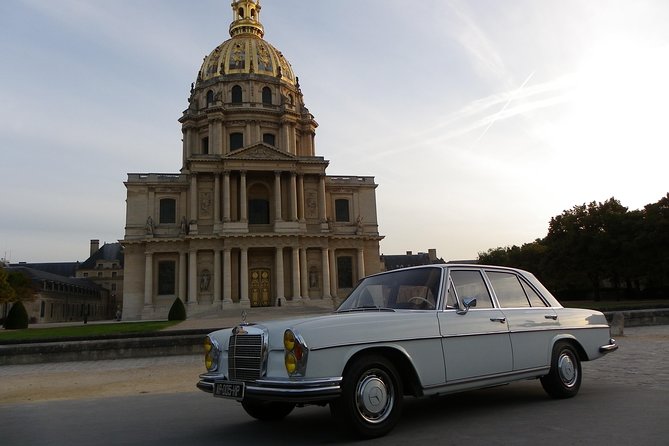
1, 325, 668, 445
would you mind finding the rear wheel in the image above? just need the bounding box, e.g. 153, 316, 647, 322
540, 341, 581, 399
241, 400, 295, 421
330, 355, 403, 439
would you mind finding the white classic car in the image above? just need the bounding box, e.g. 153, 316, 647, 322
197, 264, 618, 438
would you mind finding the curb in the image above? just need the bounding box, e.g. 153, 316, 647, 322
2, 309, 668, 366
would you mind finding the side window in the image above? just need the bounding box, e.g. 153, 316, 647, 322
446, 281, 458, 309
262, 86, 272, 105
231, 85, 243, 104
230, 132, 244, 151
449, 270, 493, 308
263, 133, 276, 146
486, 271, 530, 308
157, 261, 176, 295
159, 198, 176, 224
520, 279, 548, 307
335, 199, 350, 222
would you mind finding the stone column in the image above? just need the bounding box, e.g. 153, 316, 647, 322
357, 248, 365, 281
144, 253, 153, 305
189, 174, 198, 232
188, 250, 197, 304
240, 248, 250, 306
290, 173, 298, 221
214, 249, 221, 304
223, 171, 231, 222
297, 174, 305, 221
240, 171, 248, 222
321, 248, 331, 299
291, 247, 301, 301
178, 251, 187, 300
214, 174, 221, 224
274, 171, 283, 222
223, 248, 233, 304
300, 248, 309, 300
329, 248, 337, 298
276, 247, 285, 304
318, 175, 327, 222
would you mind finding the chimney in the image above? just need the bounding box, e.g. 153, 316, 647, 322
406, 251, 413, 256
428, 249, 437, 262
90, 239, 100, 256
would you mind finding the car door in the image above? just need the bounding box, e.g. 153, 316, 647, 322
438, 269, 513, 382
485, 269, 560, 371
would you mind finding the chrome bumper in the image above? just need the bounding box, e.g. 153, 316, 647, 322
599, 338, 619, 354
197, 374, 343, 403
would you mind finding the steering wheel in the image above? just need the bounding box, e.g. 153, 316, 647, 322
408, 296, 435, 309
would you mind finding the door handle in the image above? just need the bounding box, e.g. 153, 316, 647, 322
544, 314, 558, 320
490, 317, 506, 323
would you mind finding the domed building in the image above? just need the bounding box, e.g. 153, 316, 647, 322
120, 1, 384, 320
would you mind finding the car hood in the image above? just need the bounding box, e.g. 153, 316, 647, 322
232, 310, 440, 351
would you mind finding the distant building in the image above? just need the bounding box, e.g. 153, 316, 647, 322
381, 249, 445, 271
120, 1, 384, 320
75, 239, 124, 315
4, 265, 110, 323
3, 240, 123, 324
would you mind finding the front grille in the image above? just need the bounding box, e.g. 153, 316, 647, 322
228, 331, 264, 382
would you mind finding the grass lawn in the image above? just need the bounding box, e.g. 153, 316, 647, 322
0, 321, 180, 342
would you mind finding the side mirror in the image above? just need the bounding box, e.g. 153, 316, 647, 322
456, 297, 477, 315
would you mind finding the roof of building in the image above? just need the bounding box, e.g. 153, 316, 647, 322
381, 252, 446, 271
10, 262, 79, 278
197, 0, 297, 86
7, 266, 101, 290
79, 242, 124, 269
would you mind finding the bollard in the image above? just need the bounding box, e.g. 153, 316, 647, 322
610, 312, 624, 336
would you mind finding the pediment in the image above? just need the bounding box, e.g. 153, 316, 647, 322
224, 143, 296, 161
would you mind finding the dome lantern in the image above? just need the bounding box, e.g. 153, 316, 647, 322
230, 0, 264, 38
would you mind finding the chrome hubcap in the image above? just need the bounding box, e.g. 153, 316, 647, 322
557, 352, 577, 387
355, 370, 393, 423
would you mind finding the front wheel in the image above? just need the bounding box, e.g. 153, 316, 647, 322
330, 355, 403, 439
540, 341, 582, 399
241, 400, 295, 421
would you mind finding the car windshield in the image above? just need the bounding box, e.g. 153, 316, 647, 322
337, 267, 443, 312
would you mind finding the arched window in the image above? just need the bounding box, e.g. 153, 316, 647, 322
238, 7, 244, 18
263, 133, 276, 146
159, 198, 177, 224
206, 90, 214, 105
230, 132, 244, 151
262, 86, 272, 105
232, 85, 243, 104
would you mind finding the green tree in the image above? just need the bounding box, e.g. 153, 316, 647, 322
0, 267, 17, 304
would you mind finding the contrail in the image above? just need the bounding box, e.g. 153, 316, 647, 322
474, 71, 535, 145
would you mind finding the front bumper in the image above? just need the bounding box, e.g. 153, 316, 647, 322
197, 374, 343, 403
599, 338, 619, 354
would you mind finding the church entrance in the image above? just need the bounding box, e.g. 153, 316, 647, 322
249, 268, 272, 307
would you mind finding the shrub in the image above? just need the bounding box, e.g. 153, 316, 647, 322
168, 297, 187, 321
4, 301, 29, 329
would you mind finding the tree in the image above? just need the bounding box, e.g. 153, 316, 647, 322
0, 267, 16, 304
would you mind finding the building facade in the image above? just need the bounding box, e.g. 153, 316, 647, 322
121, 1, 383, 320
75, 240, 124, 316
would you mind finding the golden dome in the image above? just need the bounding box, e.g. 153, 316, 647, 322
197, 0, 297, 86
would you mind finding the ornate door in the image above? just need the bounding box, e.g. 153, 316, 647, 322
249, 268, 272, 307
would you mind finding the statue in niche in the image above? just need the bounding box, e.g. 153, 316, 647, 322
200, 269, 211, 291
309, 268, 319, 289
356, 215, 364, 235
179, 217, 188, 235
145, 216, 154, 235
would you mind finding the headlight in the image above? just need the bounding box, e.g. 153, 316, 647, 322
284, 329, 308, 376
204, 335, 220, 372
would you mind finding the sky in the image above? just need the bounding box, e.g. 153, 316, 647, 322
1, 0, 668, 263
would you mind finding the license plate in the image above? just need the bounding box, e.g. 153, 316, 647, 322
213, 381, 245, 400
